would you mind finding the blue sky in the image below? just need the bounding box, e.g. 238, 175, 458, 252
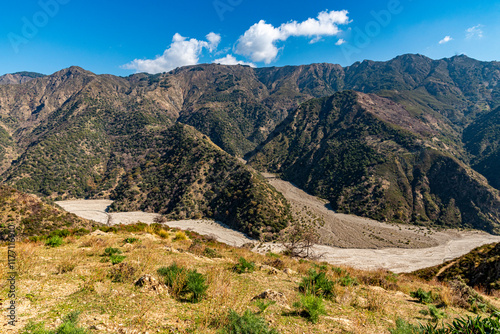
0, 0, 498, 76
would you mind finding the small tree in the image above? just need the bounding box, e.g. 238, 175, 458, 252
280, 219, 320, 259
153, 215, 168, 224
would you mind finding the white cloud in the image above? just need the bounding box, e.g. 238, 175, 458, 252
466, 24, 484, 39
235, 9, 349, 64
122, 32, 221, 73
335, 38, 346, 46
213, 54, 256, 67
439, 36, 453, 44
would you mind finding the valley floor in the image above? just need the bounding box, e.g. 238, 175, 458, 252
56, 188, 500, 274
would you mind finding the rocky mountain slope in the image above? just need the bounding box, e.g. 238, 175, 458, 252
248, 91, 500, 233
0, 71, 45, 85
0, 54, 498, 237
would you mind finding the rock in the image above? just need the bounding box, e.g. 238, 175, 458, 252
135, 275, 167, 294
89, 324, 106, 330
165, 246, 179, 253
91, 230, 107, 236
252, 289, 287, 305
259, 264, 280, 275
283, 268, 297, 275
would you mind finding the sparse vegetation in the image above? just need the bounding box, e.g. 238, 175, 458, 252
233, 257, 256, 274
298, 269, 336, 299
293, 294, 327, 323
157, 263, 208, 302
45, 235, 63, 247
220, 309, 278, 334
22, 312, 89, 334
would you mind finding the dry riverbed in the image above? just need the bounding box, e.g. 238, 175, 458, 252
56, 196, 500, 273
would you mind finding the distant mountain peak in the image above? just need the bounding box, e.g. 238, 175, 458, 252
0, 71, 45, 85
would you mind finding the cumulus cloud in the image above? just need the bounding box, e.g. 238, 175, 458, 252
235, 10, 349, 63
466, 25, 484, 39
122, 32, 221, 73
335, 38, 346, 46
439, 36, 453, 44
213, 54, 256, 67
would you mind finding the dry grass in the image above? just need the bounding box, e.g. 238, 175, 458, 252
0, 229, 491, 334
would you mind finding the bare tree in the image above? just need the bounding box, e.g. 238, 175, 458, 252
279, 218, 321, 259
153, 215, 167, 224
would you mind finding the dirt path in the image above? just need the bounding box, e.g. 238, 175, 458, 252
56, 197, 500, 273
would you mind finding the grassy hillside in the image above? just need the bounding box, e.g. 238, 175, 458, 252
414, 242, 500, 292
2, 225, 499, 333
0, 185, 98, 239
248, 91, 500, 233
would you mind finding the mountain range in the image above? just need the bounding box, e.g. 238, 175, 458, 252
0, 53, 499, 237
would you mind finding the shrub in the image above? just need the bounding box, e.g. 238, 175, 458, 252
45, 236, 63, 247
411, 288, 435, 304
108, 263, 137, 283
157, 263, 208, 303
203, 247, 222, 258
220, 309, 278, 334
389, 318, 420, 334
428, 305, 445, 322
21, 311, 89, 334
254, 300, 276, 313
185, 270, 208, 303
233, 257, 256, 274
173, 231, 188, 241
338, 273, 358, 287
103, 247, 122, 256
156, 229, 169, 239
299, 270, 335, 299
110, 254, 126, 265
293, 294, 327, 324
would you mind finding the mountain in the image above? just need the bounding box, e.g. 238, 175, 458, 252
247, 91, 500, 233
464, 105, 500, 190
0, 67, 291, 238
0, 55, 499, 236
0, 71, 45, 85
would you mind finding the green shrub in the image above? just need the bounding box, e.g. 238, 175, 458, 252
293, 294, 327, 324
45, 236, 63, 247
338, 273, 358, 287
410, 288, 435, 304
389, 318, 420, 334
157, 263, 186, 287
185, 270, 208, 303
332, 267, 345, 275
21, 311, 89, 334
299, 270, 335, 299
254, 299, 276, 313
157, 263, 208, 303
103, 247, 122, 256
220, 309, 278, 334
390, 314, 500, 333
428, 305, 445, 322
110, 254, 126, 265
233, 257, 256, 274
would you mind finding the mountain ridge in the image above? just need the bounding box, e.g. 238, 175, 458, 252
0, 54, 499, 237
